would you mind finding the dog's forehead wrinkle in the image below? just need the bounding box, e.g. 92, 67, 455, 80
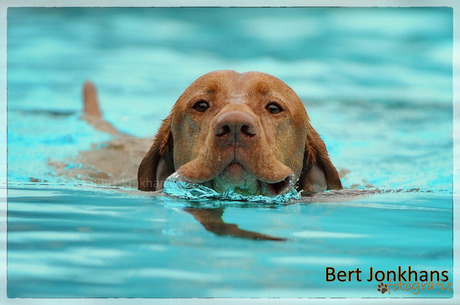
225, 93, 250, 105
229, 93, 247, 98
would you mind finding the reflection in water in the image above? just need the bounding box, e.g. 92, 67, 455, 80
184, 207, 286, 241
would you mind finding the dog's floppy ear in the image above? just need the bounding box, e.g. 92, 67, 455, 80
138, 115, 175, 191
297, 128, 342, 193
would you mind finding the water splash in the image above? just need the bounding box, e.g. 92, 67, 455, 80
163, 173, 301, 204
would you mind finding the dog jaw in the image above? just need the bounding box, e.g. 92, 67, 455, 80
172, 171, 295, 197
175, 157, 295, 196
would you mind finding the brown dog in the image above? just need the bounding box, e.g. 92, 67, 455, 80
138, 70, 342, 195
50, 70, 343, 240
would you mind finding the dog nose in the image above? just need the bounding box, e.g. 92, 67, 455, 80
214, 111, 257, 143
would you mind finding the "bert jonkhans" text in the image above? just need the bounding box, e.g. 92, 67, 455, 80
326, 266, 449, 283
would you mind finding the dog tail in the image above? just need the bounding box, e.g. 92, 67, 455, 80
82, 80, 121, 135
83, 81, 102, 118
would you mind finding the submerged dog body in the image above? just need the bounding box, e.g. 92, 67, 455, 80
138, 70, 342, 195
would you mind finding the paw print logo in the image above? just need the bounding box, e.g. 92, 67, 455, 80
377, 282, 388, 294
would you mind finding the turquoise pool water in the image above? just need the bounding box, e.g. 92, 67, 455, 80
6, 7, 453, 298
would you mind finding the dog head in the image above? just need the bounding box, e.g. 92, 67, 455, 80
138, 70, 342, 195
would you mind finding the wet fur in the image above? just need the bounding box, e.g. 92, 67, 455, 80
138, 70, 342, 195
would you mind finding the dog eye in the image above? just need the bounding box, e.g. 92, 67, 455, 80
266, 102, 283, 114
192, 100, 210, 112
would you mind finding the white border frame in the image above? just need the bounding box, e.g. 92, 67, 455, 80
1, 1, 458, 304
